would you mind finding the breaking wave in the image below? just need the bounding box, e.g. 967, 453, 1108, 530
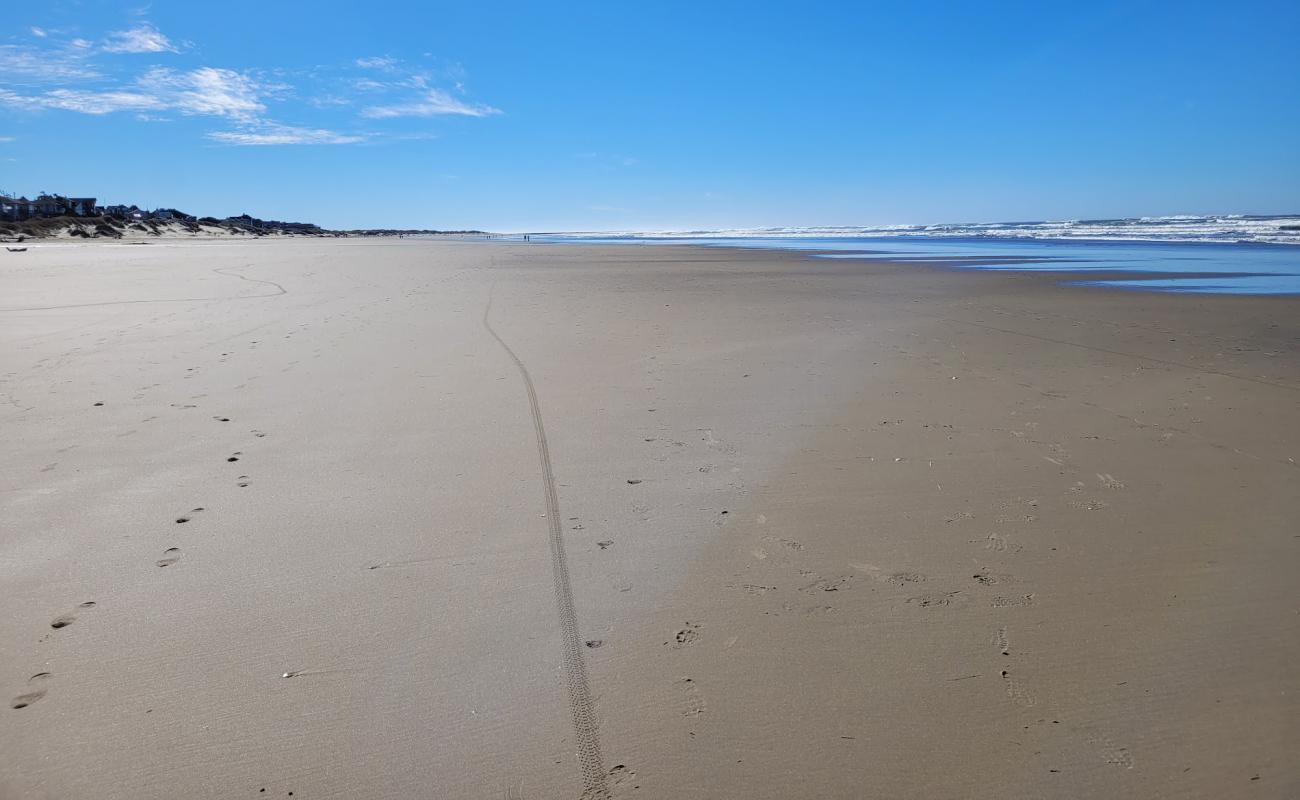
556, 215, 1300, 245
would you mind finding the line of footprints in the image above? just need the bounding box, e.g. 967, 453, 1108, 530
11, 416, 266, 710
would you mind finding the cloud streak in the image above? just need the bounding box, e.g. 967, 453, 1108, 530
208, 125, 364, 146
102, 24, 182, 54
362, 89, 500, 118
1, 68, 266, 119
355, 56, 399, 71
29, 89, 165, 115
0, 44, 101, 83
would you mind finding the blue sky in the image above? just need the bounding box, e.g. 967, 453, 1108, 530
1, 1, 1298, 231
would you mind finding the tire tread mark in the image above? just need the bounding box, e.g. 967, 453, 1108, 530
484, 286, 609, 799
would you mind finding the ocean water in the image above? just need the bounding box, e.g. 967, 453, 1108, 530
537, 216, 1300, 295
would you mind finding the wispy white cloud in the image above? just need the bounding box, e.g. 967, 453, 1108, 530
355, 56, 399, 72
1, 67, 266, 120
352, 77, 390, 93
137, 67, 265, 119
208, 124, 365, 146
0, 136, 15, 143
0, 30, 497, 145
33, 89, 165, 115
102, 24, 181, 54
362, 89, 500, 119
0, 44, 101, 82
309, 94, 352, 108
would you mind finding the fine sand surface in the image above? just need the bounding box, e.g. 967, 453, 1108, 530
1, 239, 1297, 799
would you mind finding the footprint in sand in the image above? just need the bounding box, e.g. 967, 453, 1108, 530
607, 764, 639, 790
226, 452, 242, 463
679, 677, 706, 717
906, 591, 964, 608
156, 548, 182, 568
1096, 473, 1126, 490
670, 622, 701, 647
800, 575, 854, 593
10, 673, 52, 710
1068, 498, 1108, 511
1000, 669, 1036, 707
887, 571, 927, 585
980, 533, 1017, 552
50, 601, 96, 630
175, 507, 205, 524
237, 476, 250, 488
995, 626, 1010, 656
973, 569, 1013, 586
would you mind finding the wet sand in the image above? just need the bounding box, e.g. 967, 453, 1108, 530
1, 239, 1297, 798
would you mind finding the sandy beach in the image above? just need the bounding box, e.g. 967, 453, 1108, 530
2, 238, 1297, 798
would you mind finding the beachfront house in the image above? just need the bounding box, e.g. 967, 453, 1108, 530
31, 196, 65, 217
67, 197, 97, 216
0, 196, 26, 220
0, 194, 98, 219
0, 196, 40, 220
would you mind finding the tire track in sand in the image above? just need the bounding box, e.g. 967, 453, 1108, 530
484, 286, 609, 799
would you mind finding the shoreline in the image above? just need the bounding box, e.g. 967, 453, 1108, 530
530, 236, 1300, 296
2, 239, 1296, 798
679, 243, 1300, 297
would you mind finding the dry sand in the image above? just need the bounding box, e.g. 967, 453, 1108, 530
1, 239, 1297, 798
